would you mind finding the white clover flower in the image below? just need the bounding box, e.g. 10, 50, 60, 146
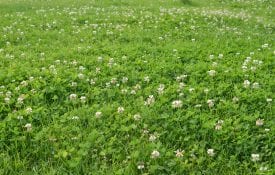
20, 81, 28, 87
195, 104, 202, 108
256, 119, 264, 126
78, 73, 84, 79
218, 54, 223, 59
117, 107, 124, 113
24, 123, 32, 132
207, 99, 214, 107
262, 43, 268, 48
212, 62, 218, 67
266, 98, 272, 102
175, 149, 184, 158
242, 65, 247, 71
208, 70, 216, 76
17, 96, 24, 104
122, 77, 128, 83
111, 78, 117, 84
55, 59, 60, 64
49, 65, 55, 71
232, 97, 239, 103
252, 82, 259, 89
134, 84, 141, 90
98, 56, 103, 62
29, 76, 34, 82
71, 60, 78, 66
259, 167, 268, 171
31, 89, 36, 94
52, 70, 57, 75
243, 80, 250, 88
251, 66, 256, 71
149, 134, 157, 142
80, 96, 86, 103
204, 88, 209, 94
215, 120, 223, 130
251, 154, 260, 162
90, 79, 96, 85
95, 111, 102, 118
133, 114, 141, 121
17, 116, 23, 120
49, 137, 57, 142
215, 124, 222, 130
71, 82, 77, 87
144, 76, 150, 83
130, 90, 136, 95
108, 58, 114, 67
79, 66, 85, 71
71, 137, 78, 140
96, 67, 101, 73
69, 94, 77, 100
151, 150, 160, 159
143, 129, 149, 135
4, 97, 10, 103
176, 74, 188, 82
105, 82, 111, 88
14, 86, 20, 91
137, 162, 145, 170
207, 149, 215, 156
71, 116, 79, 120
121, 89, 128, 94
189, 88, 195, 93
209, 55, 214, 59
157, 84, 165, 95
172, 100, 182, 108
144, 95, 155, 106
25, 107, 32, 114
179, 82, 186, 90
6, 91, 12, 97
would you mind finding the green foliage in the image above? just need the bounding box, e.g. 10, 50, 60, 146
0, 0, 274, 174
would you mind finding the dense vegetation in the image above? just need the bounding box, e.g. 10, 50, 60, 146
0, 0, 274, 174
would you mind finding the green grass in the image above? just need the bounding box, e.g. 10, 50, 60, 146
0, 0, 274, 174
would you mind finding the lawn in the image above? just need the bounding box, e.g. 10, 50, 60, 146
0, 0, 274, 174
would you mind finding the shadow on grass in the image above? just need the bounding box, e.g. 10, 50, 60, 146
180, 0, 192, 5
180, 0, 200, 6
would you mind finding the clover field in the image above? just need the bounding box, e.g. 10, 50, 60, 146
0, 0, 274, 174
